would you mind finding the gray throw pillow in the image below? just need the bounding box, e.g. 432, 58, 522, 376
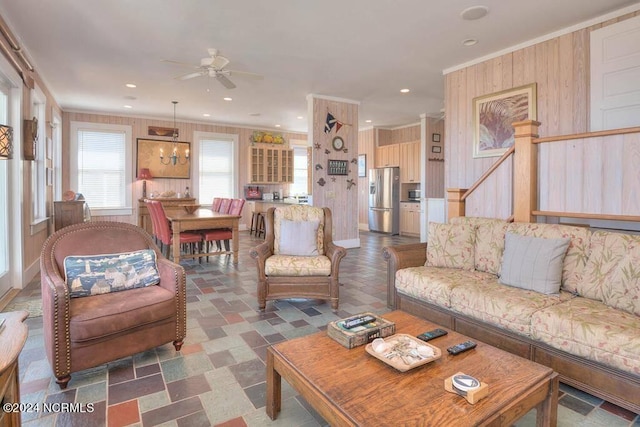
278, 219, 320, 256
499, 232, 571, 294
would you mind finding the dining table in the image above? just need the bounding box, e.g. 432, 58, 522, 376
165, 208, 241, 264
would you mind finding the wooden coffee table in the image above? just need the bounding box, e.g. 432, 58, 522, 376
266, 311, 558, 426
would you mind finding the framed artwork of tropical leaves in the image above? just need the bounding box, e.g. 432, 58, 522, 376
472, 83, 537, 158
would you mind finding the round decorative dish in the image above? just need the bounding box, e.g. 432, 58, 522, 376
63, 190, 76, 201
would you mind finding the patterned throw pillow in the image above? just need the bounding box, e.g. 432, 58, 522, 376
499, 233, 570, 294
426, 222, 475, 271
64, 249, 160, 298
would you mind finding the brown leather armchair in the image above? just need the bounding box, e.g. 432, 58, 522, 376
250, 205, 347, 310
40, 221, 186, 389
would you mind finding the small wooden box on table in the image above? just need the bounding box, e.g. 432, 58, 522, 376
266, 311, 558, 426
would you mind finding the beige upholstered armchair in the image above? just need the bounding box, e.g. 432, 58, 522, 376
250, 205, 347, 310
40, 221, 186, 389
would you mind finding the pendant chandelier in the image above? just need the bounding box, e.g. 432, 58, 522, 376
159, 101, 189, 166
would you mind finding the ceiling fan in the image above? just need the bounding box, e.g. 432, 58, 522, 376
162, 48, 263, 89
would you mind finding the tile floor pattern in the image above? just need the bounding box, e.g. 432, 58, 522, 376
5, 231, 640, 426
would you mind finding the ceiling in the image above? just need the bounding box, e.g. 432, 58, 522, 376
1, 0, 639, 133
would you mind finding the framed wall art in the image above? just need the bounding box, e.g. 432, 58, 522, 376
431, 146, 442, 153
473, 83, 536, 158
432, 133, 441, 143
136, 138, 191, 179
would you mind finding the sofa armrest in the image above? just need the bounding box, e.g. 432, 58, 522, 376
325, 241, 347, 277
382, 243, 427, 308
156, 257, 187, 341
250, 242, 273, 280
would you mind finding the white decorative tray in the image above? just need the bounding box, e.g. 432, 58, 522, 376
365, 333, 442, 372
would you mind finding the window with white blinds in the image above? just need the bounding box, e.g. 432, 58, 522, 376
198, 137, 235, 204
70, 122, 132, 216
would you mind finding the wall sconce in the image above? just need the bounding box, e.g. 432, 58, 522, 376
0, 124, 13, 159
159, 101, 189, 166
138, 168, 153, 198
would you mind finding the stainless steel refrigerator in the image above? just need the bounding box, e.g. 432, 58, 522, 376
368, 167, 400, 234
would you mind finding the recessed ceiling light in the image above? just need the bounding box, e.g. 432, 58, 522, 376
400, 88, 410, 93
297, 116, 304, 120
124, 95, 136, 100
275, 124, 281, 128
249, 113, 261, 116
460, 5, 489, 20
123, 105, 133, 109
125, 83, 136, 88
223, 97, 232, 101
365, 120, 372, 123
462, 38, 478, 46
203, 113, 210, 117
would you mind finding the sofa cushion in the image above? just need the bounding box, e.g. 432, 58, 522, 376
450, 217, 509, 275
64, 249, 160, 298
265, 255, 331, 276
531, 297, 640, 375
426, 222, 475, 271
274, 205, 325, 255
505, 223, 590, 294
499, 233, 571, 294
580, 230, 640, 315
278, 219, 320, 256
449, 278, 574, 336
69, 285, 175, 342
396, 267, 496, 308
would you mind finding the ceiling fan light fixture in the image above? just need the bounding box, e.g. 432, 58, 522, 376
461, 5, 489, 20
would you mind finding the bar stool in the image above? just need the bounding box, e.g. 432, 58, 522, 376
256, 212, 265, 238
250, 211, 262, 236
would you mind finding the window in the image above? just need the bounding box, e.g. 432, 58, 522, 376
70, 122, 132, 216
30, 85, 46, 232
289, 142, 310, 195
194, 132, 238, 205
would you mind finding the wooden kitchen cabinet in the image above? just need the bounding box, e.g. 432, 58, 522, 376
54, 201, 85, 231
248, 146, 294, 184
400, 141, 420, 183
400, 202, 421, 236
375, 144, 400, 168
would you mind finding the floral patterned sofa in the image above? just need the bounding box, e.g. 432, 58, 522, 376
382, 217, 640, 414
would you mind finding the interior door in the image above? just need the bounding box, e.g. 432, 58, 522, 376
590, 14, 640, 130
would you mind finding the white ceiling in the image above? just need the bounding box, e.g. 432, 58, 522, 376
1, 0, 639, 133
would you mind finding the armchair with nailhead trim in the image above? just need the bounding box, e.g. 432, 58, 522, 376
40, 221, 186, 389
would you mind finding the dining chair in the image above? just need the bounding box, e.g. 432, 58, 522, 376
147, 200, 203, 259
202, 198, 245, 257
212, 197, 223, 212
218, 198, 232, 213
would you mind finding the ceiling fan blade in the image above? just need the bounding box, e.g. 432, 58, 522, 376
216, 73, 236, 89
211, 55, 230, 70
227, 69, 264, 80
176, 70, 205, 80
161, 59, 199, 68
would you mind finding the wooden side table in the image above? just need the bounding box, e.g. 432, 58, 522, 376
0, 310, 29, 427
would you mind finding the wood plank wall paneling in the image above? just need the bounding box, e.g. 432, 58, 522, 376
358, 128, 375, 228
444, 11, 640, 219
309, 97, 359, 243
63, 112, 306, 229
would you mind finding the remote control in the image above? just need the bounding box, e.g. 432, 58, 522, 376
342, 315, 376, 329
417, 328, 448, 342
447, 340, 477, 355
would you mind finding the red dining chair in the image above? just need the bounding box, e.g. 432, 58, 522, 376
212, 197, 223, 212
147, 200, 203, 259
203, 198, 245, 258
218, 198, 232, 214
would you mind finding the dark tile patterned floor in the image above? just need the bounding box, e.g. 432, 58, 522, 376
7, 231, 640, 426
